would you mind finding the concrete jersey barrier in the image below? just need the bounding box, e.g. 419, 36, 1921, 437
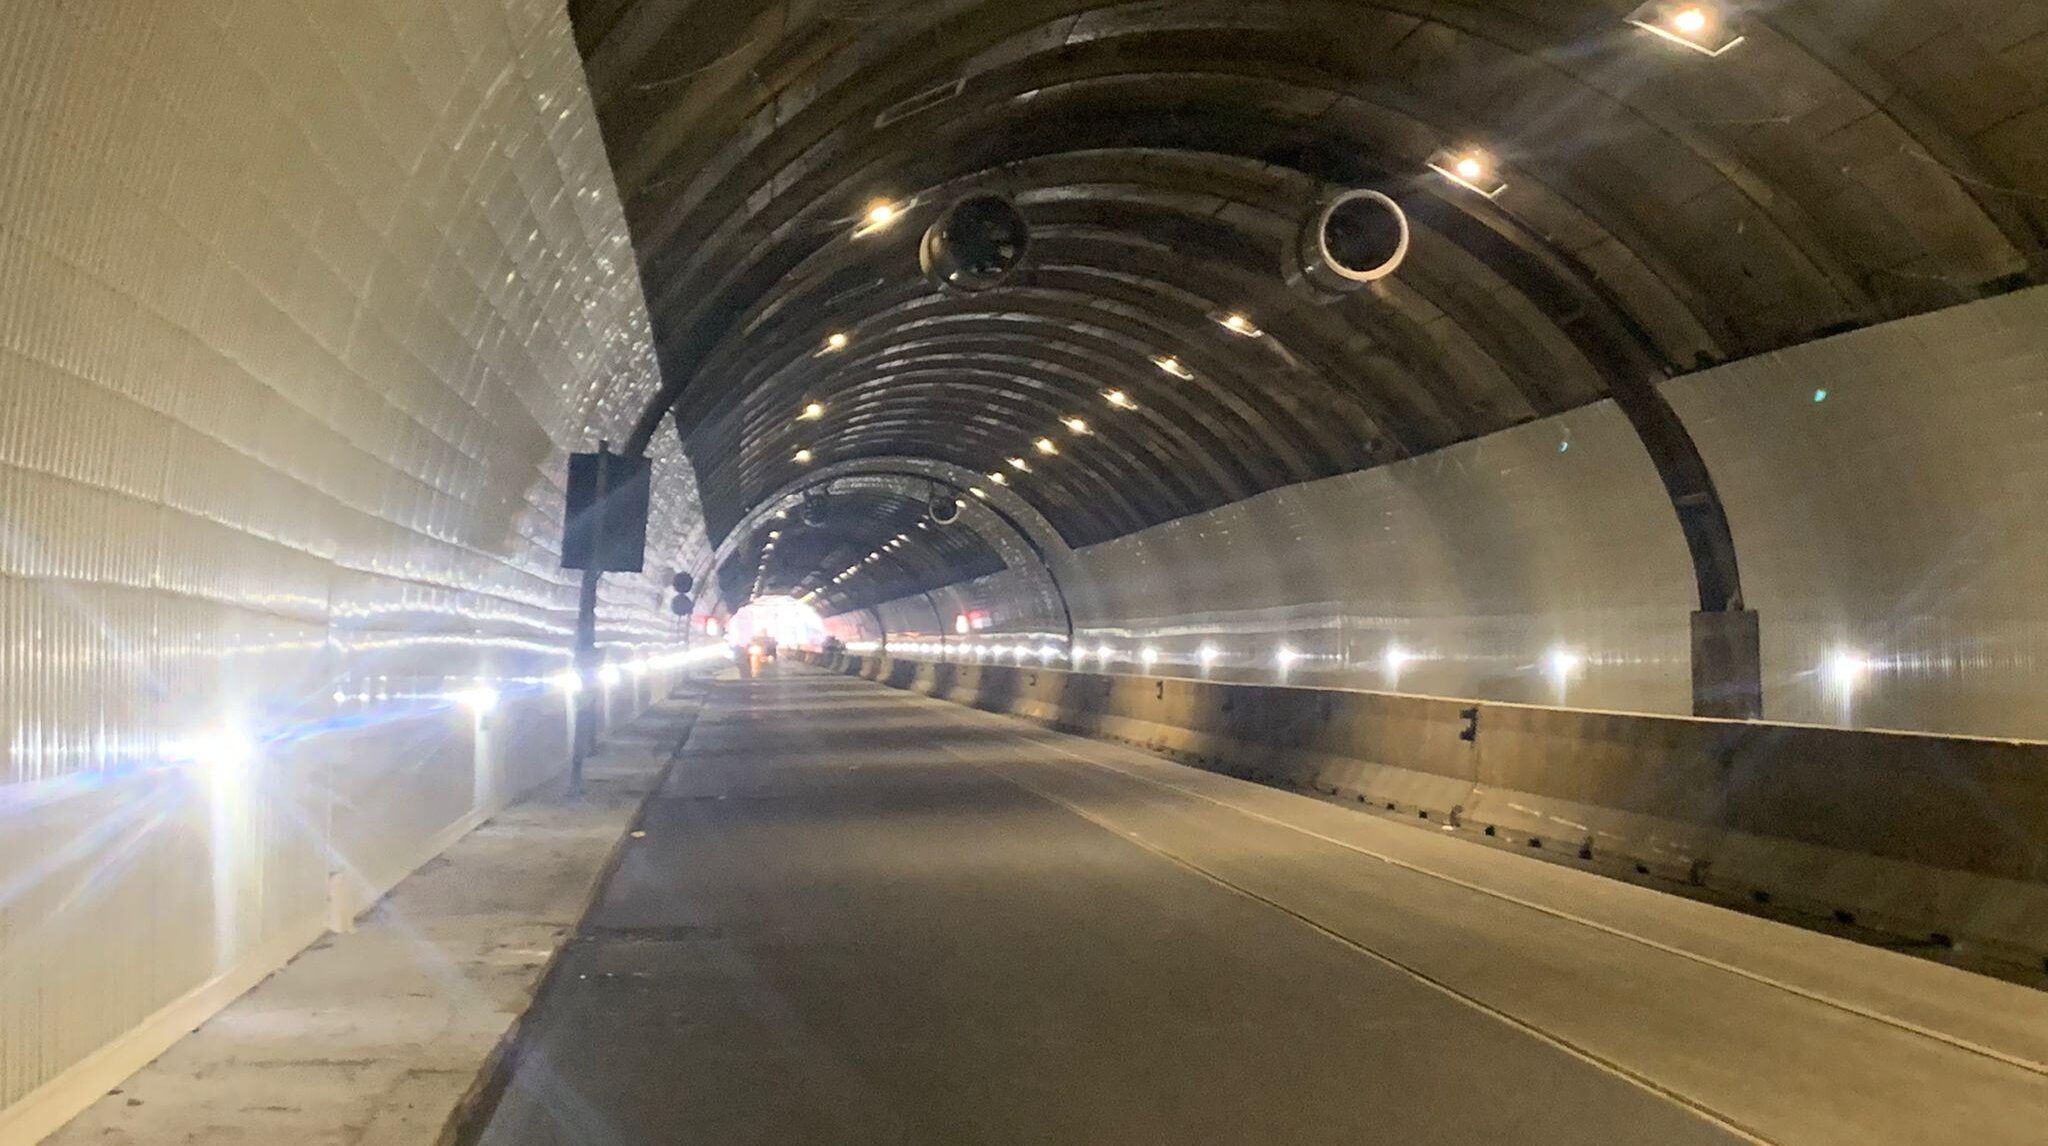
809, 651, 2048, 973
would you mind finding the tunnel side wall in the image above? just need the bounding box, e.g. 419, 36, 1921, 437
0, 2, 706, 1137
860, 287, 2048, 742
815, 652, 2048, 967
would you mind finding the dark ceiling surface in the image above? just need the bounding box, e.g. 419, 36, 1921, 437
717, 484, 1008, 608
567, 0, 2046, 609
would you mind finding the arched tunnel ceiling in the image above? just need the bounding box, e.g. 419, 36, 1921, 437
568, 0, 2048, 594
717, 481, 1009, 613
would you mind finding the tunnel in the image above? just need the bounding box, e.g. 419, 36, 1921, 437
3, 2, 2047, 1143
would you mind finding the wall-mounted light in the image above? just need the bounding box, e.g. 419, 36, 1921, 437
1384, 645, 1411, 674
1428, 147, 1509, 198
452, 683, 500, 715
1626, 1, 1745, 56
1825, 648, 1872, 689
1276, 646, 1300, 671
165, 722, 260, 774
1152, 355, 1194, 380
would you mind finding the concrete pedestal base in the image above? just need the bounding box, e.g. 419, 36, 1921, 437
1692, 609, 1762, 719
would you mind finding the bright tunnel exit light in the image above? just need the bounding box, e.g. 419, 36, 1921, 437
550, 670, 582, 694
597, 664, 624, 688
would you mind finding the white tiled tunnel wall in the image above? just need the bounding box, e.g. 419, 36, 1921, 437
0, 0, 706, 1130
857, 287, 2048, 742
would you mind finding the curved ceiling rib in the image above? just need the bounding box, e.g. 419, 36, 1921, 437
571, 0, 2046, 609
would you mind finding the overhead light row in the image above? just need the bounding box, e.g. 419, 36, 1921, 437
796, 4, 1745, 493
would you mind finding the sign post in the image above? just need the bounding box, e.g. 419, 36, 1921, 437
562, 442, 651, 796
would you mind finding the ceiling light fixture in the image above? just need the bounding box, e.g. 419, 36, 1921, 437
1427, 147, 1509, 198
1152, 355, 1194, 380
1103, 389, 1137, 410
1626, 1, 1745, 56
853, 198, 906, 238
1033, 437, 1059, 456
799, 401, 825, 420
821, 331, 850, 354
987, 472, 1008, 486
792, 448, 813, 464
1216, 312, 1263, 338
1061, 416, 1091, 435
1006, 456, 1031, 472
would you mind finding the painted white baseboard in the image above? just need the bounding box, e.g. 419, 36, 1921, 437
0, 914, 328, 1146
0, 693, 662, 1144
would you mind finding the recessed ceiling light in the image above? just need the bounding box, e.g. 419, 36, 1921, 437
852, 198, 907, 237
1103, 389, 1137, 410
799, 401, 825, 420
987, 472, 1008, 486
1033, 437, 1059, 456
1006, 456, 1031, 472
1152, 355, 1194, 380
1216, 312, 1263, 338
1061, 416, 1091, 435
1428, 148, 1509, 198
822, 332, 849, 353
792, 448, 813, 464
969, 486, 988, 498
1626, 1, 1744, 55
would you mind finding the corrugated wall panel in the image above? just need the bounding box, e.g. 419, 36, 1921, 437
0, 0, 708, 1125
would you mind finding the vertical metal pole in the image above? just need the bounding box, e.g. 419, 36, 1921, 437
569, 442, 609, 797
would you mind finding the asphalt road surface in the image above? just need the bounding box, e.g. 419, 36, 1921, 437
466, 669, 2048, 1145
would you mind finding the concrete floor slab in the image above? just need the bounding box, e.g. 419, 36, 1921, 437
462, 672, 2048, 1145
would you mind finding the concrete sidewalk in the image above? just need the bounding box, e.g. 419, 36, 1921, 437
41, 692, 703, 1146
